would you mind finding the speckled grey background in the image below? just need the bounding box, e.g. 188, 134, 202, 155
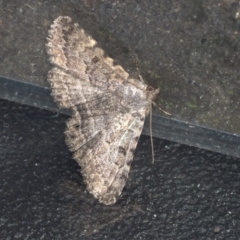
0, 0, 240, 135
1, 98, 240, 239
1, 2, 240, 239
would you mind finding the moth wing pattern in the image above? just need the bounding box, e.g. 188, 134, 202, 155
69, 109, 146, 205
46, 16, 159, 205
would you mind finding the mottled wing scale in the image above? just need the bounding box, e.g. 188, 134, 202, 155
72, 110, 146, 204
46, 16, 159, 205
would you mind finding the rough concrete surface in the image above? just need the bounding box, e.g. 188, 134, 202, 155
0, 0, 240, 134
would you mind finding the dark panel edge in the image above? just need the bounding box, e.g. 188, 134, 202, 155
0, 76, 239, 159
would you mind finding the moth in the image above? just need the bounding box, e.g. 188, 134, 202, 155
46, 16, 159, 205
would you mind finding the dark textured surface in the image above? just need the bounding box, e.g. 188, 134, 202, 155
1, 99, 240, 239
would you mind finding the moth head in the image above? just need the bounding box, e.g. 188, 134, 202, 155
146, 86, 160, 101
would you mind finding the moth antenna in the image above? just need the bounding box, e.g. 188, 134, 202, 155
152, 101, 171, 116
150, 101, 171, 163
150, 102, 155, 164
139, 75, 144, 83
